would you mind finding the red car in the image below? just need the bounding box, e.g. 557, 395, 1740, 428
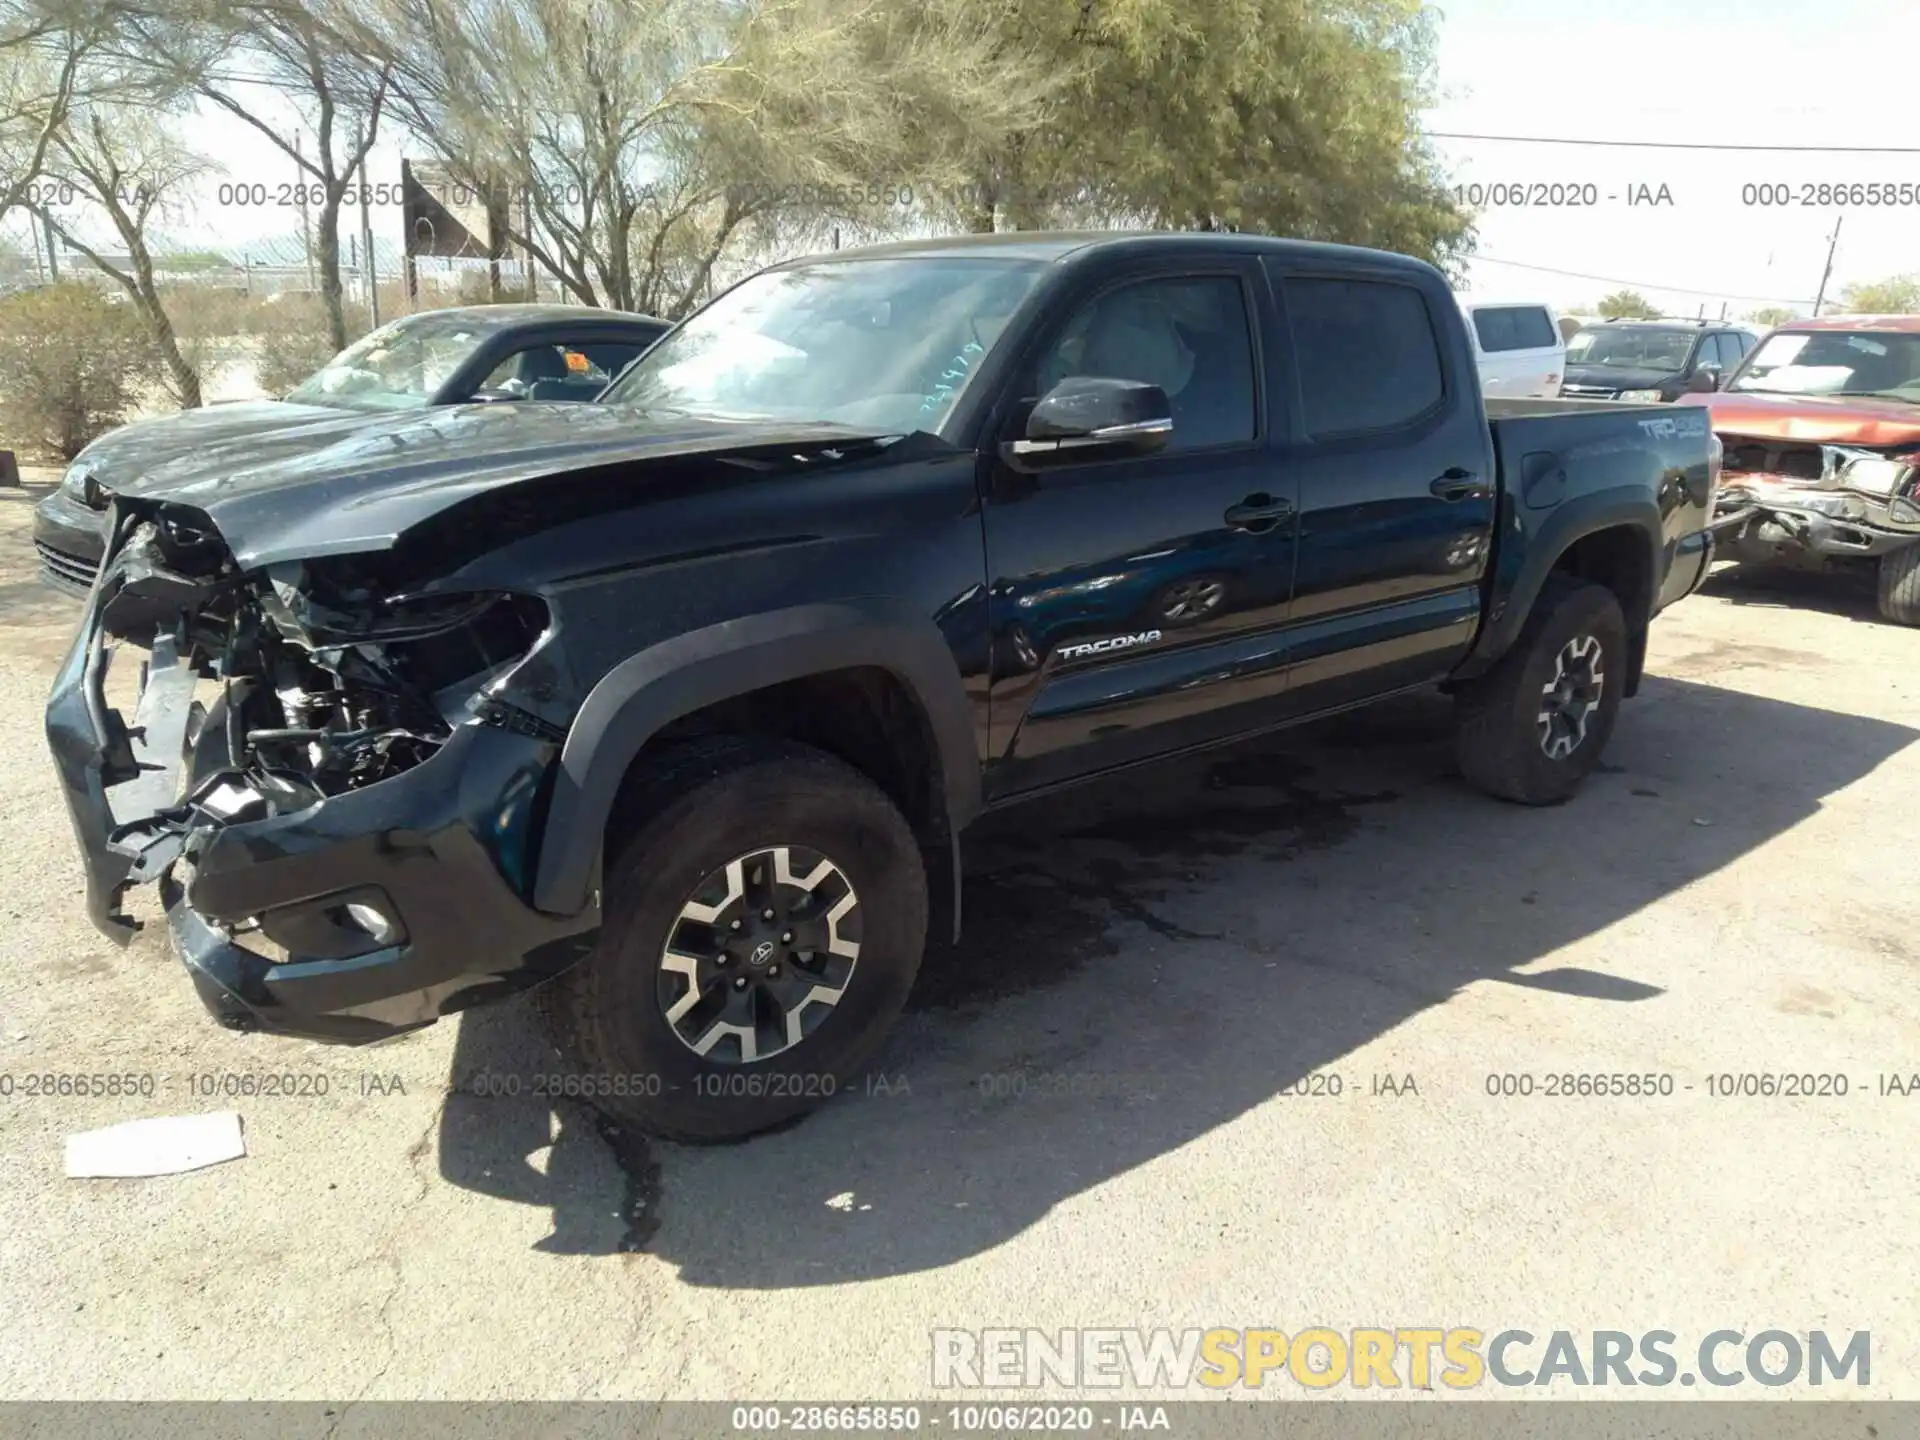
1683, 314, 1920, 624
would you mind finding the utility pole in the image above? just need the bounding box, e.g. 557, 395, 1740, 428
357, 122, 379, 328
1812, 214, 1843, 317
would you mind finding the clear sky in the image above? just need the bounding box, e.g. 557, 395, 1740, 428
1429, 0, 1920, 317
24, 0, 1920, 319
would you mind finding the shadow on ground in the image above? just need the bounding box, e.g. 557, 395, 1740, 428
437, 674, 1915, 1279
1696, 559, 1885, 625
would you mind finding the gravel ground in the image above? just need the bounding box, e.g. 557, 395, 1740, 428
0, 472, 1916, 1404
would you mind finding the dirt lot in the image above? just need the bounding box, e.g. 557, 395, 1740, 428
1, 473, 1916, 1402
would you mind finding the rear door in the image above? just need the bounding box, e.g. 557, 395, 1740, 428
1267, 263, 1499, 719
978, 255, 1298, 795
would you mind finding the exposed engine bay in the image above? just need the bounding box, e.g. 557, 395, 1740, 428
1713, 438, 1920, 564
87, 501, 555, 909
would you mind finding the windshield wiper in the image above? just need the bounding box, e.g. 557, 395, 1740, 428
1845, 390, 1920, 406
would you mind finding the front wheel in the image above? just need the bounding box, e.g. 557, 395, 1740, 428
1453, 577, 1627, 805
1876, 543, 1920, 626
543, 736, 928, 1142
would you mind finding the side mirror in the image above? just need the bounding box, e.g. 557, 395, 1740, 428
1687, 366, 1722, 394
1005, 377, 1172, 467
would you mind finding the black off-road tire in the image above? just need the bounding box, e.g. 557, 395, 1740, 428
542, 736, 927, 1142
1876, 543, 1920, 626
1453, 577, 1627, 805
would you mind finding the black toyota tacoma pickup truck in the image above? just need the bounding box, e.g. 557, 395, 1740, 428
47, 232, 1719, 1140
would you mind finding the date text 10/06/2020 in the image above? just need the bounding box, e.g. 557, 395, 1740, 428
1452, 182, 1673, 207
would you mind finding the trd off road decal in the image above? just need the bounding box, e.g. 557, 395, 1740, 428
1058, 629, 1163, 661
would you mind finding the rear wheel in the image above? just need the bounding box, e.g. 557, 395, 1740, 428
1876, 543, 1920, 626
1453, 577, 1627, 805
544, 736, 927, 1141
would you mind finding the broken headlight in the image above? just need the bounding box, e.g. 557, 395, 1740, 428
1841, 458, 1912, 496
231, 587, 554, 798
60, 461, 107, 508
1822, 445, 1914, 497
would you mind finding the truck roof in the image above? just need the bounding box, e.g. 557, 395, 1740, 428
775, 229, 1446, 278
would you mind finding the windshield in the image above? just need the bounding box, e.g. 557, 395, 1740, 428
1565, 327, 1694, 372
1728, 330, 1920, 401
283, 312, 490, 411
601, 257, 1048, 431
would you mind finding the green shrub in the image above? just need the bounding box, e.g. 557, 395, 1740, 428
0, 282, 158, 461
253, 295, 344, 396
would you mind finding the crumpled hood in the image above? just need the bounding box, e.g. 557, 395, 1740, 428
1679, 390, 1920, 448
72, 400, 370, 486
110, 400, 895, 569
1562, 364, 1681, 392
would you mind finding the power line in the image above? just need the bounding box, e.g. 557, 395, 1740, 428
1428, 131, 1920, 155
1470, 254, 1814, 306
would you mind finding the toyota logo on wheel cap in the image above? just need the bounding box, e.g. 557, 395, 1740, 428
749, 940, 776, 966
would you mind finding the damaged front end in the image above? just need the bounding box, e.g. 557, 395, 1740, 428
47, 501, 598, 1042
1712, 438, 1920, 565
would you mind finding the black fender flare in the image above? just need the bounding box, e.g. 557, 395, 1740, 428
532, 598, 982, 916
1459, 487, 1664, 692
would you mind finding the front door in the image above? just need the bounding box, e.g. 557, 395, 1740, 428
979, 260, 1298, 796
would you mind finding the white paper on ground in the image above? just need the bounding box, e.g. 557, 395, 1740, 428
64, 1111, 246, 1178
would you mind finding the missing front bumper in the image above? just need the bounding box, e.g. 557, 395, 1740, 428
46, 559, 601, 1043
1713, 502, 1920, 560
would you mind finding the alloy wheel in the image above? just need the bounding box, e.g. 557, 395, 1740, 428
656, 845, 862, 1064
1538, 634, 1605, 760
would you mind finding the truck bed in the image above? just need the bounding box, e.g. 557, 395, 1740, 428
1470, 396, 1717, 680
1484, 396, 1665, 418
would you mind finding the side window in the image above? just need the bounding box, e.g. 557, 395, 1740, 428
1471, 307, 1517, 353
1718, 334, 1746, 368
1513, 306, 1560, 350
1285, 276, 1445, 438
1032, 275, 1256, 450
579, 341, 648, 380
1471, 306, 1557, 353
477, 344, 608, 401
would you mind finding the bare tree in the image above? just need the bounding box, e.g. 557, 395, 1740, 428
114, 0, 390, 350
370, 0, 1053, 316
30, 100, 211, 405
0, 9, 103, 218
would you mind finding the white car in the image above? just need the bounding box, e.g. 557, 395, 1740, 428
1458, 298, 1566, 399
